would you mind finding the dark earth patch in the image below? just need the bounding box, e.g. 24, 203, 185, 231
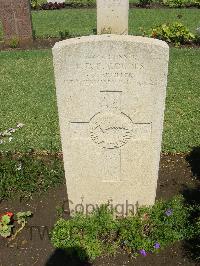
30, 3, 200, 10
0, 149, 200, 266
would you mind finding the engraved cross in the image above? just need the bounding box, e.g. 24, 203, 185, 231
70, 91, 151, 182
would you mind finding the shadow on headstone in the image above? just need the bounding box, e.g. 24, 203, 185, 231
45, 248, 92, 266
181, 147, 200, 262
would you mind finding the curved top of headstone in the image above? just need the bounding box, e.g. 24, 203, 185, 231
53, 35, 169, 51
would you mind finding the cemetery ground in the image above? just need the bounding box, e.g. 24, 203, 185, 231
0, 150, 200, 265
0, 9, 200, 44
0, 7, 200, 266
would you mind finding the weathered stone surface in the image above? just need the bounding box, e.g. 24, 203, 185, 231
97, 0, 129, 35
53, 35, 169, 215
0, 0, 33, 44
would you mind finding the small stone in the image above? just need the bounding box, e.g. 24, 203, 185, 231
16, 123, 25, 128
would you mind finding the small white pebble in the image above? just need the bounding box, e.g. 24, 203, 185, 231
3, 130, 11, 136
8, 128, 16, 133
16, 163, 22, 171
17, 123, 25, 128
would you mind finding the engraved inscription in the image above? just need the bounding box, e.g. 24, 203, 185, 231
64, 58, 144, 84
89, 111, 133, 149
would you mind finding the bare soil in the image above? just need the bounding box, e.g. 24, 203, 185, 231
0, 148, 200, 266
30, 3, 199, 10
0, 38, 199, 52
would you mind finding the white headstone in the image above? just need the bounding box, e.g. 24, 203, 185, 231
53, 35, 169, 215
47, 0, 65, 3
97, 0, 129, 35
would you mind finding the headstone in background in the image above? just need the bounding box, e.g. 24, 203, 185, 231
47, 0, 65, 3
0, 0, 33, 45
53, 35, 169, 215
97, 0, 129, 35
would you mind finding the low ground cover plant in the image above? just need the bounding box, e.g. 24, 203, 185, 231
31, 0, 96, 9
40, 2, 66, 10
143, 22, 196, 45
31, 0, 200, 9
30, 0, 40, 9
65, 0, 95, 7
51, 195, 199, 261
162, 0, 200, 7
138, 0, 153, 7
163, 0, 188, 7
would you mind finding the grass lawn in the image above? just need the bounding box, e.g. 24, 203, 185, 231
0, 50, 61, 152
30, 9, 200, 38
0, 9, 199, 40
0, 48, 199, 153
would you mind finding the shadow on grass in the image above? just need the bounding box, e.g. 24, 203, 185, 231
45, 248, 92, 266
181, 147, 200, 263
186, 146, 200, 181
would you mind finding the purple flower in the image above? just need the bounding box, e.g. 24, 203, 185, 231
165, 209, 173, 216
139, 249, 147, 256
154, 242, 160, 249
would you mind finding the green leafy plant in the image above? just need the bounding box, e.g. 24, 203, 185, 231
51, 195, 199, 261
65, 0, 95, 8
191, 0, 200, 7
31, 0, 41, 9
10, 211, 32, 240
162, 0, 200, 7
162, 0, 187, 7
9, 38, 19, 49
51, 205, 119, 261
149, 22, 195, 45
59, 30, 73, 40
119, 196, 195, 255
0, 211, 32, 239
138, 0, 153, 7
0, 212, 14, 238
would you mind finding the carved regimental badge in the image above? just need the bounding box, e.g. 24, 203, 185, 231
89, 111, 133, 149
